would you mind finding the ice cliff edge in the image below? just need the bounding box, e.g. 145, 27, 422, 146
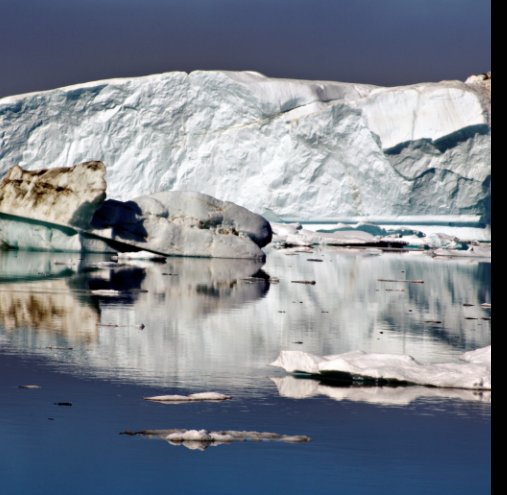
0, 70, 491, 224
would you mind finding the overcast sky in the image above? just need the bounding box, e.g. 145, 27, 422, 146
0, 0, 491, 97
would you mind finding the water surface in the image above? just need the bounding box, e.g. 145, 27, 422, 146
0, 248, 491, 494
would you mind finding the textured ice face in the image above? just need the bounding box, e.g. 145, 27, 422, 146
0, 161, 106, 228
0, 71, 491, 223
90, 190, 272, 258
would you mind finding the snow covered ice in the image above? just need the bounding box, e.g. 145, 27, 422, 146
271, 346, 491, 390
144, 392, 232, 402
0, 70, 491, 230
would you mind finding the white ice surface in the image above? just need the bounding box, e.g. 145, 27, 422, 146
116, 251, 166, 260
271, 346, 491, 390
271, 223, 379, 247
0, 71, 490, 223
144, 392, 231, 402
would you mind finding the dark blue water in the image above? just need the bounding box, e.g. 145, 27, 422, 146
0, 249, 491, 494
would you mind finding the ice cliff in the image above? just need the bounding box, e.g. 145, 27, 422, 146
0, 70, 491, 224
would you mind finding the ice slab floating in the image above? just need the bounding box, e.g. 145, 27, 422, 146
120, 428, 310, 450
271, 221, 490, 252
144, 392, 232, 402
271, 346, 491, 390
0, 70, 491, 224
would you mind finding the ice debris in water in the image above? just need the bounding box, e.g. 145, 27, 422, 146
120, 429, 310, 450
271, 222, 491, 254
271, 346, 491, 390
115, 251, 166, 261
144, 392, 232, 402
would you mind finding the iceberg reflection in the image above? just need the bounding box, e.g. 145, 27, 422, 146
0, 249, 490, 395
271, 376, 491, 405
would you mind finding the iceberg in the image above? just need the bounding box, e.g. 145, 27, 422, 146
271, 346, 491, 390
90, 190, 272, 259
0, 70, 491, 230
0, 163, 272, 258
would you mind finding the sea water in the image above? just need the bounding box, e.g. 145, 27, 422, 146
0, 248, 490, 494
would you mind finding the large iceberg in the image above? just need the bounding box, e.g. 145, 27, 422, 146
0, 70, 491, 227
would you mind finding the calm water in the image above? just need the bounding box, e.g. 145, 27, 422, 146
0, 248, 491, 495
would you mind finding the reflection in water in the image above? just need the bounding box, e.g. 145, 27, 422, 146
264, 249, 490, 361
0, 249, 490, 395
271, 376, 491, 406
0, 279, 99, 343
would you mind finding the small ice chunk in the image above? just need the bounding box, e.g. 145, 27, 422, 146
90, 289, 121, 296
116, 250, 166, 261
167, 429, 212, 443
270, 350, 323, 374
144, 392, 232, 402
188, 392, 231, 401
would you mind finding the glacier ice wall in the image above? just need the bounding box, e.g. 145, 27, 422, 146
0, 71, 491, 222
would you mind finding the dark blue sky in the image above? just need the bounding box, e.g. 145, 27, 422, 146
0, 0, 490, 97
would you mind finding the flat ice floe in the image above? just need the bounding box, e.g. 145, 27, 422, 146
271, 346, 491, 390
144, 392, 232, 402
271, 221, 491, 254
120, 428, 310, 450
115, 251, 166, 261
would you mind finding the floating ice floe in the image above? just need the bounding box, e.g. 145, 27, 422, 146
271, 346, 491, 390
432, 244, 491, 258
270, 222, 407, 248
271, 222, 491, 254
271, 377, 491, 405
144, 392, 232, 403
120, 428, 310, 450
